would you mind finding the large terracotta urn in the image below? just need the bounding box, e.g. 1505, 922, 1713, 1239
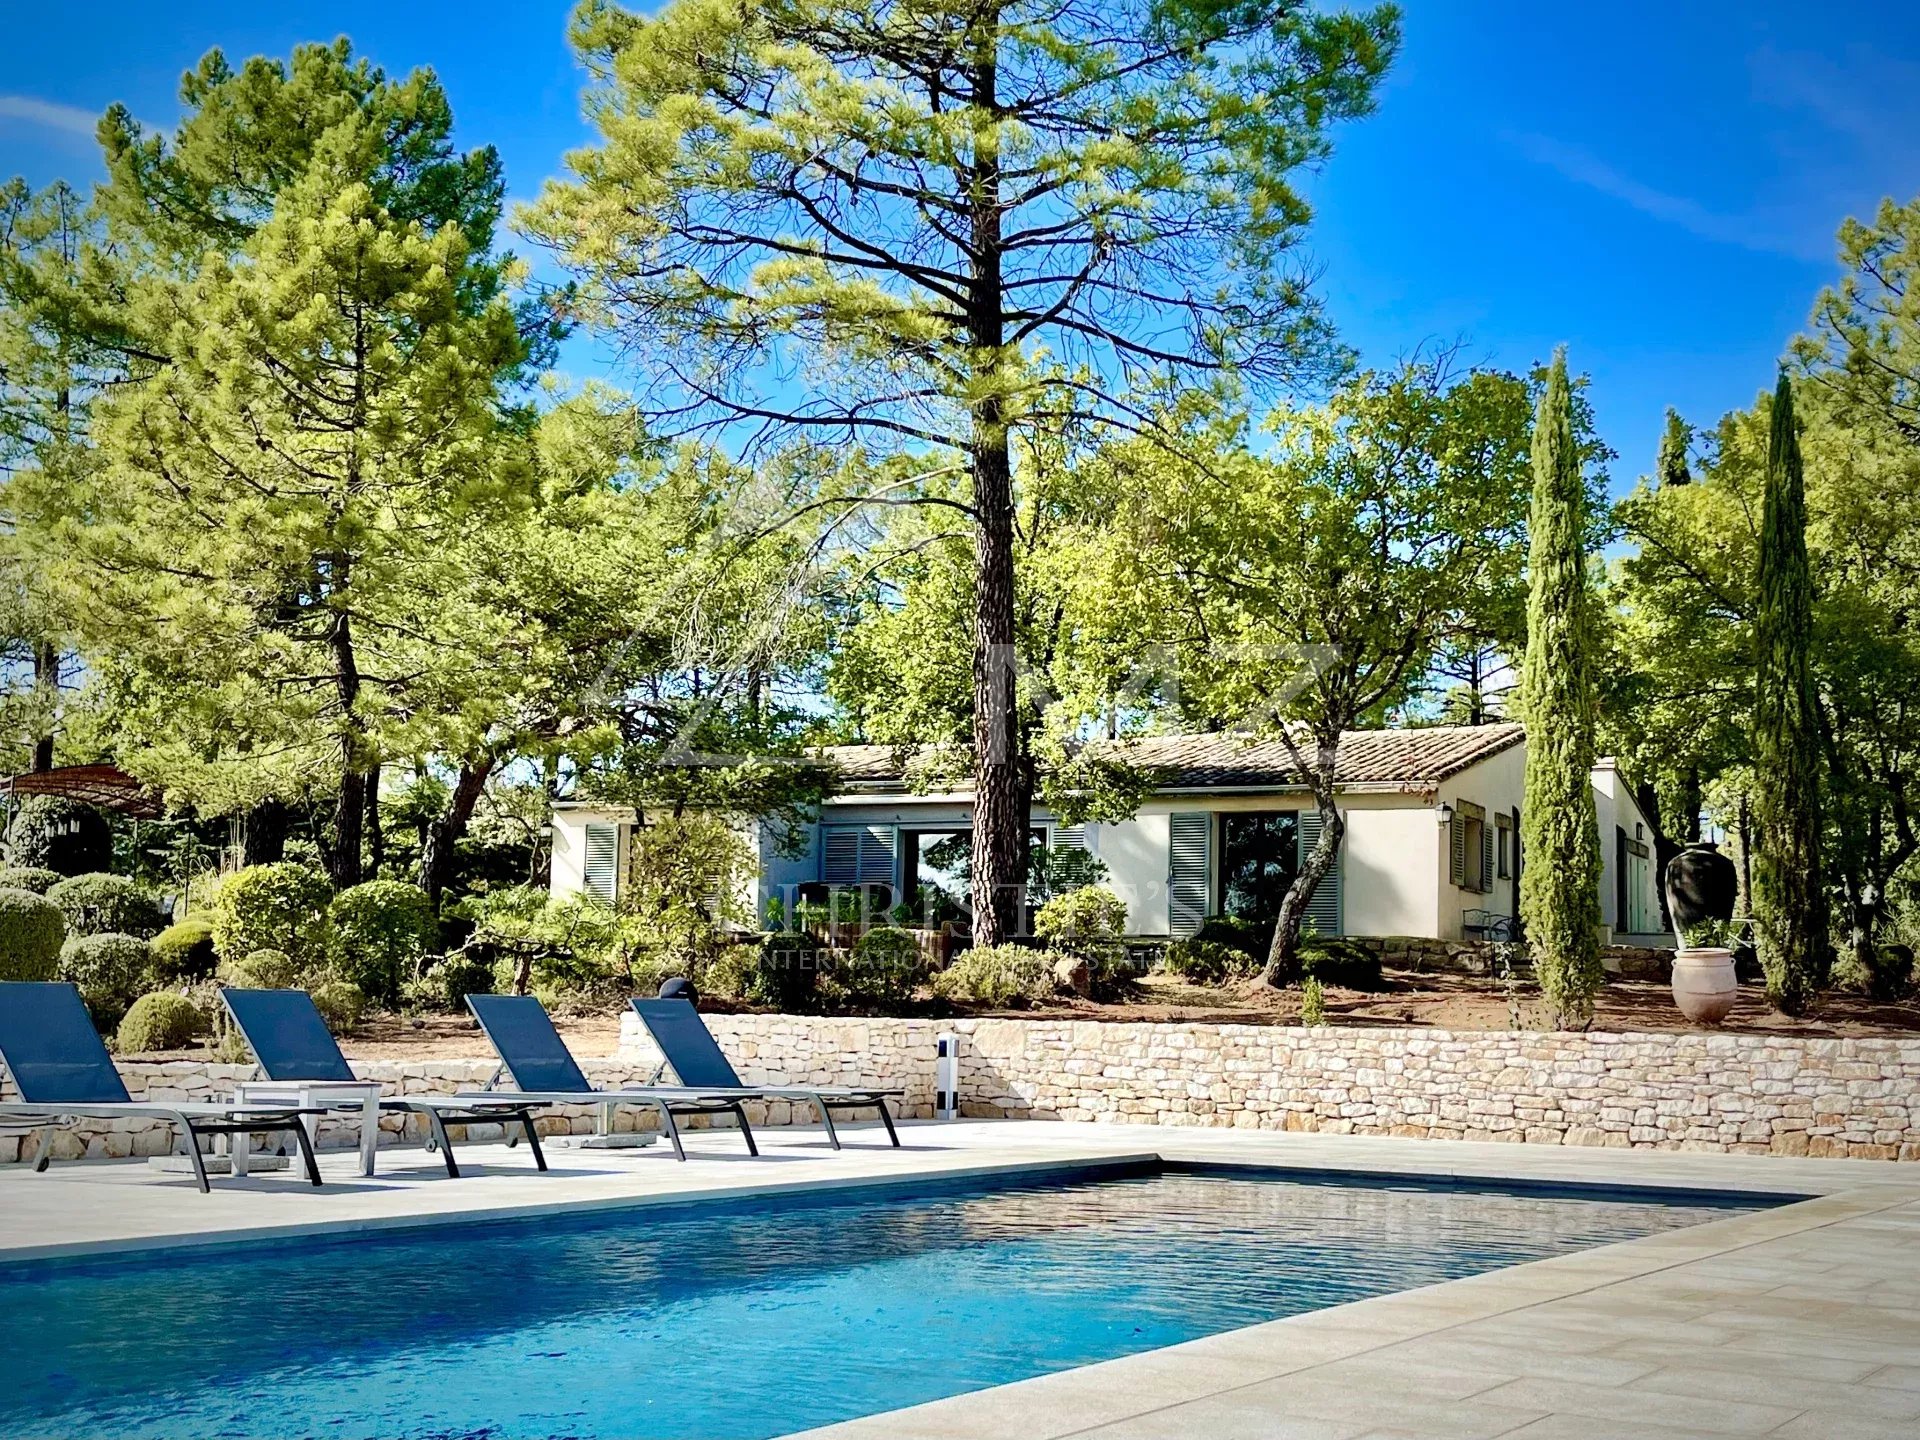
1670, 947, 1738, 1024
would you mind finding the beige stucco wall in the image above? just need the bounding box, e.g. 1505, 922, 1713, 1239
548, 805, 634, 902
1433, 740, 1527, 939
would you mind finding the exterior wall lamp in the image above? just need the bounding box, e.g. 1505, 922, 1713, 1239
1435, 800, 1454, 827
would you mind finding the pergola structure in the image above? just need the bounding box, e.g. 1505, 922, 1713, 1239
1, 764, 164, 819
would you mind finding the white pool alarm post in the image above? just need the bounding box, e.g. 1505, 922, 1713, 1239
935, 1033, 958, 1120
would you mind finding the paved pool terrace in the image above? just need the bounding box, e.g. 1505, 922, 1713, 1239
4, 1120, 1919, 1439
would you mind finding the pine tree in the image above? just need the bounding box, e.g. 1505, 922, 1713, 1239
1519, 349, 1603, 1028
1751, 373, 1828, 1012
1656, 407, 1692, 487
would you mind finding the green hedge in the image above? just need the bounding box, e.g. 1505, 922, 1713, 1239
327, 880, 435, 1006
47, 873, 166, 940
212, 863, 332, 969
1298, 938, 1383, 991
932, 945, 1056, 1007
0, 886, 65, 980
116, 991, 208, 1053
59, 932, 155, 1029
7, 796, 112, 875
0, 866, 64, 894
754, 931, 822, 1011
151, 917, 219, 982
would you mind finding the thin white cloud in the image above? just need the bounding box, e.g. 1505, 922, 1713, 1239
0, 94, 101, 139
1507, 132, 1828, 264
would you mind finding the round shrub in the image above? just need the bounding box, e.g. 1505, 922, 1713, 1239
840, 926, 927, 1005
754, 931, 823, 1011
1034, 887, 1128, 946
1163, 938, 1259, 985
151, 916, 219, 982
326, 879, 435, 1006
217, 947, 300, 991
48, 872, 166, 940
311, 980, 367, 1032
1298, 938, 1383, 991
0, 866, 64, 894
420, 951, 496, 1012
115, 990, 208, 1053
211, 862, 332, 969
0, 886, 66, 980
59, 932, 155, 1029
1193, 914, 1265, 957
931, 944, 1056, 1007
6, 796, 112, 875
698, 945, 759, 1001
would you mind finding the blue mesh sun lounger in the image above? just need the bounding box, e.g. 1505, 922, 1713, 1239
464, 992, 769, 1161
220, 987, 552, 1178
0, 981, 326, 1193
631, 998, 902, 1149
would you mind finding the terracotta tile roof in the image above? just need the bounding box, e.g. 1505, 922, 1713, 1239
820, 722, 1525, 793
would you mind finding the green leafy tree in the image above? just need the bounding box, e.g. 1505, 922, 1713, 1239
1751, 374, 1829, 1010
1519, 350, 1603, 1028
522, 0, 1400, 943
1107, 361, 1543, 984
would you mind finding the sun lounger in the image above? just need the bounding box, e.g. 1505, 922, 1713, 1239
219, 987, 552, 1178
463, 992, 765, 1161
0, 980, 326, 1193
631, 997, 903, 1149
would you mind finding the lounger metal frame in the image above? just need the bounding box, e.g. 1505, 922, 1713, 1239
0, 1099, 327, 1193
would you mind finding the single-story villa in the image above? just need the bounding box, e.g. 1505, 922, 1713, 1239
550, 723, 1671, 947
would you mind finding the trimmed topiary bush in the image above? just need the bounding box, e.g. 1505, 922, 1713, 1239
311, 980, 367, 1032
211, 862, 332, 969
932, 944, 1056, 1007
48, 872, 166, 940
216, 947, 301, 991
6, 796, 113, 876
151, 916, 219, 982
0, 886, 66, 980
0, 866, 64, 894
59, 932, 155, 1029
840, 926, 927, 1005
1034, 887, 1128, 945
1163, 937, 1259, 985
326, 879, 435, 1006
116, 991, 208, 1053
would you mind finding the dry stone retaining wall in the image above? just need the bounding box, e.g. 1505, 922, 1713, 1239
5, 1014, 1917, 1164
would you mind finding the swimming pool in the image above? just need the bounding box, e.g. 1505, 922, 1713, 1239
0, 1163, 1779, 1440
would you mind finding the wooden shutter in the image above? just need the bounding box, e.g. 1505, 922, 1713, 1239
1481, 819, 1495, 895
583, 823, 619, 903
1449, 811, 1466, 886
1296, 808, 1342, 937
856, 825, 896, 885
1168, 812, 1211, 937
822, 827, 860, 884
1050, 824, 1087, 851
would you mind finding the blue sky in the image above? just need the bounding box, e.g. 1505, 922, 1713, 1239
3, 1, 1917, 493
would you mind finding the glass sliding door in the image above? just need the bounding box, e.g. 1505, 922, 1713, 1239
1217, 811, 1301, 928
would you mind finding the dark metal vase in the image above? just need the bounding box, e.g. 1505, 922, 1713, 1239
1664, 842, 1738, 934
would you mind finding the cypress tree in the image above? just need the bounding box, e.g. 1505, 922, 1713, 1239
1656, 407, 1692, 486
1752, 373, 1828, 1012
1519, 349, 1604, 1028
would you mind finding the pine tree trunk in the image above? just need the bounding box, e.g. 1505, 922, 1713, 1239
964, 19, 1024, 947
1263, 753, 1343, 987
30, 642, 57, 771
1752, 375, 1829, 1012
419, 756, 496, 910
324, 558, 365, 890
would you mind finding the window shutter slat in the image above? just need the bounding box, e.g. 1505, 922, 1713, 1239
1450, 813, 1466, 885
822, 827, 859, 884
1297, 808, 1342, 937
1050, 825, 1086, 850
1168, 812, 1210, 937
1481, 821, 1495, 896
857, 825, 896, 885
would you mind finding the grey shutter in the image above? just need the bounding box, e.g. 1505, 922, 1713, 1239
1050, 824, 1086, 851
1168, 812, 1211, 937
1449, 812, 1466, 886
856, 825, 897, 885
1296, 808, 1342, 937
583, 823, 619, 903
822, 827, 860, 884
1481, 819, 1495, 896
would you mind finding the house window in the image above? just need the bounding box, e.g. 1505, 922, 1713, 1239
1451, 801, 1490, 894
1217, 811, 1300, 928
1496, 814, 1513, 879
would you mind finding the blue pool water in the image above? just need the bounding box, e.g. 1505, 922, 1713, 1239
0, 1163, 1776, 1440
